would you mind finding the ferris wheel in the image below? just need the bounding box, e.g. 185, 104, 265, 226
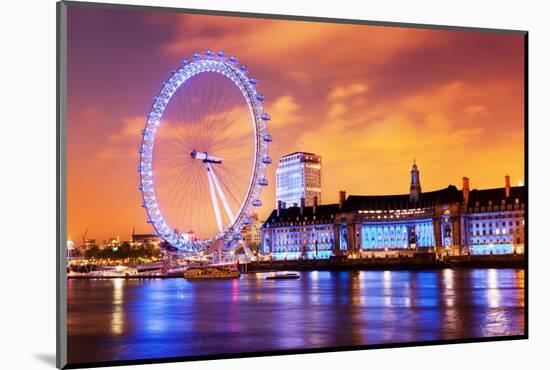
138, 50, 272, 252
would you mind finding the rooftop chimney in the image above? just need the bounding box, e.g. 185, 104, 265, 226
339, 191, 346, 210
462, 177, 470, 204
277, 200, 282, 217
505, 175, 511, 198
313, 196, 318, 214
300, 197, 305, 215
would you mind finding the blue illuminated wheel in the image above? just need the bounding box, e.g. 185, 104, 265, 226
139, 50, 272, 252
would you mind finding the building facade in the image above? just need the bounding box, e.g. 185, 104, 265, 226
276, 152, 321, 208
240, 213, 262, 246
261, 162, 525, 260
261, 196, 336, 260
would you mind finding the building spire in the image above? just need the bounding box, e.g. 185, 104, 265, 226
410, 159, 421, 202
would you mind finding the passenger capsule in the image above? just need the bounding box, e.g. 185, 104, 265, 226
229, 56, 238, 64
261, 155, 272, 164
263, 134, 273, 142
261, 113, 271, 121
252, 199, 263, 207
258, 178, 268, 186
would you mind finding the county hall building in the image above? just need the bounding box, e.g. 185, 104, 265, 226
260, 161, 525, 260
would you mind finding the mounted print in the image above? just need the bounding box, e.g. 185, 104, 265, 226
56, 1, 527, 368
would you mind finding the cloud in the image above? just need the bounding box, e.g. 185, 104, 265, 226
328, 102, 347, 118
107, 116, 145, 143
294, 79, 502, 200
97, 146, 137, 161
464, 105, 490, 116
265, 95, 300, 128
156, 14, 450, 86
328, 83, 369, 100
97, 116, 144, 160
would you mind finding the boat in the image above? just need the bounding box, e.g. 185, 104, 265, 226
183, 264, 241, 280
266, 273, 300, 280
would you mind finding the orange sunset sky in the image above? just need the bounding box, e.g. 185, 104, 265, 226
67, 6, 525, 243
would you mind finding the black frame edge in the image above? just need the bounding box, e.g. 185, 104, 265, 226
57, 1, 68, 369
62, 0, 527, 35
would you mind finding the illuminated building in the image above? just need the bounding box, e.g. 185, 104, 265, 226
276, 152, 321, 208
463, 175, 525, 255
261, 196, 335, 260
261, 161, 525, 259
240, 213, 262, 246
131, 233, 162, 244
101, 236, 121, 249
130, 233, 163, 248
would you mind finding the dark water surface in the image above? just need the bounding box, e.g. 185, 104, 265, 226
67, 269, 524, 364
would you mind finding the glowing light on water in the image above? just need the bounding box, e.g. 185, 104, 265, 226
111, 278, 124, 335
443, 269, 454, 290
487, 269, 501, 308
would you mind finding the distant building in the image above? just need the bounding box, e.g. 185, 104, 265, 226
132, 233, 160, 243
276, 152, 321, 208
131, 233, 163, 246
101, 236, 121, 249
83, 239, 96, 247
241, 213, 262, 246
261, 161, 525, 260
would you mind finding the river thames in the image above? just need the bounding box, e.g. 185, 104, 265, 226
67, 269, 524, 364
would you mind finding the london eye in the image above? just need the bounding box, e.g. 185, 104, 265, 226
139, 50, 272, 253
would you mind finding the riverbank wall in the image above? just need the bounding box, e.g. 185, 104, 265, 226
67, 254, 525, 278
241, 254, 525, 272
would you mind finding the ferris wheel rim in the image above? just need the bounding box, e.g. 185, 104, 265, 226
138, 51, 271, 252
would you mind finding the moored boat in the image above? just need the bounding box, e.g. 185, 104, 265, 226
266, 273, 300, 280
183, 264, 241, 280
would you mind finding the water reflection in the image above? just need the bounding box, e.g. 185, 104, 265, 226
111, 278, 124, 335
67, 269, 525, 364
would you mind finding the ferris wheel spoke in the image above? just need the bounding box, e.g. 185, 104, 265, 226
206, 164, 223, 233
215, 165, 247, 207
207, 163, 235, 223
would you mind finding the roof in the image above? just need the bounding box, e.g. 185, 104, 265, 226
467, 186, 525, 207
281, 151, 317, 158
342, 185, 462, 212
261, 185, 526, 228
263, 203, 340, 226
